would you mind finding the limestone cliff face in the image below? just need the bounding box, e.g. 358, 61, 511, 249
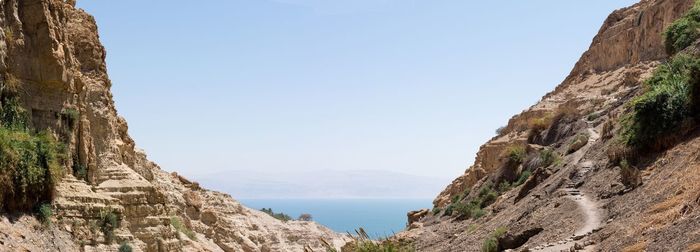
404, 0, 700, 251
0, 1, 348, 251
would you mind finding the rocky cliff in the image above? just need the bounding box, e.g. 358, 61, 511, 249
0, 1, 349, 251
399, 0, 700, 251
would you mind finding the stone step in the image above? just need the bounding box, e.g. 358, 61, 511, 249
128, 216, 171, 229
54, 201, 123, 219
97, 182, 155, 194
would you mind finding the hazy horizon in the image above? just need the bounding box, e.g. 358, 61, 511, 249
76, 0, 637, 199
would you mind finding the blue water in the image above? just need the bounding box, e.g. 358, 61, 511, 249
239, 199, 431, 238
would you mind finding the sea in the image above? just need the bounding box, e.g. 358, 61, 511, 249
238, 198, 432, 238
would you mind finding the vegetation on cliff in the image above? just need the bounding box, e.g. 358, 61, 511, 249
665, 1, 700, 55
0, 94, 65, 212
621, 1, 700, 154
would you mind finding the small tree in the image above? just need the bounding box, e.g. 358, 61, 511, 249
298, 213, 313, 221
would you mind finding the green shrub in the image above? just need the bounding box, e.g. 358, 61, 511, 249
514, 170, 531, 187
260, 208, 292, 222
495, 126, 507, 135
454, 199, 486, 220
539, 148, 560, 168
170, 216, 197, 240
451, 194, 462, 204
503, 145, 526, 164
99, 209, 119, 243
478, 186, 498, 207
431, 207, 442, 215
481, 236, 498, 252
61, 108, 79, 129
38, 203, 52, 226
0, 95, 66, 212
442, 204, 454, 217
328, 228, 415, 252
665, 1, 700, 55
587, 112, 600, 121
73, 162, 87, 181
497, 181, 511, 193
298, 213, 313, 221
471, 208, 486, 219
118, 242, 133, 252
481, 227, 507, 252
0, 96, 27, 129
567, 133, 590, 154
0, 128, 64, 211
621, 54, 700, 150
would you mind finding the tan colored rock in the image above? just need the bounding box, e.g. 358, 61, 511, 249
0, 0, 350, 251
407, 209, 429, 226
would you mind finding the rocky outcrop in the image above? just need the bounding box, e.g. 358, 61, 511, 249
0, 0, 349, 251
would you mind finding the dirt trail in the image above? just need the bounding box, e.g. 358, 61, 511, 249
530, 125, 602, 252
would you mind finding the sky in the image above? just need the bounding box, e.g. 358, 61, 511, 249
76, 0, 638, 198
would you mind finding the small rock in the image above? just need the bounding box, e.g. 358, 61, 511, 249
572, 234, 585, 240
574, 242, 584, 250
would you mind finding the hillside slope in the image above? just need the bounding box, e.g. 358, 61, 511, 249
398, 0, 700, 251
0, 1, 348, 251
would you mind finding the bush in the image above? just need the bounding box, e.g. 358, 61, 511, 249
118, 242, 133, 252
38, 203, 52, 226
61, 108, 79, 129
298, 213, 313, 221
454, 199, 486, 220
567, 133, 590, 154
620, 160, 642, 188
503, 145, 526, 164
442, 204, 454, 217
0, 128, 64, 211
478, 186, 498, 208
0, 94, 65, 212
497, 181, 511, 193
621, 54, 700, 150
665, 2, 700, 55
327, 228, 415, 252
495, 126, 507, 135
431, 207, 442, 215
451, 194, 462, 204
481, 227, 507, 252
539, 148, 560, 168
170, 216, 196, 240
527, 116, 551, 133
260, 208, 292, 222
0, 96, 27, 129
514, 170, 531, 187
99, 209, 119, 243
73, 162, 87, 181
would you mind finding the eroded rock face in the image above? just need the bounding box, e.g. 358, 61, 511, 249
405, 0, 700, 251
0, 1, 349, 251
433, 0, 694, 208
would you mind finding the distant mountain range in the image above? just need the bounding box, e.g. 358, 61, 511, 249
191, 169, 450, 199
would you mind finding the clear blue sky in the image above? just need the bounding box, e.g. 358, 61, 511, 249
76, 1, 638, 195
